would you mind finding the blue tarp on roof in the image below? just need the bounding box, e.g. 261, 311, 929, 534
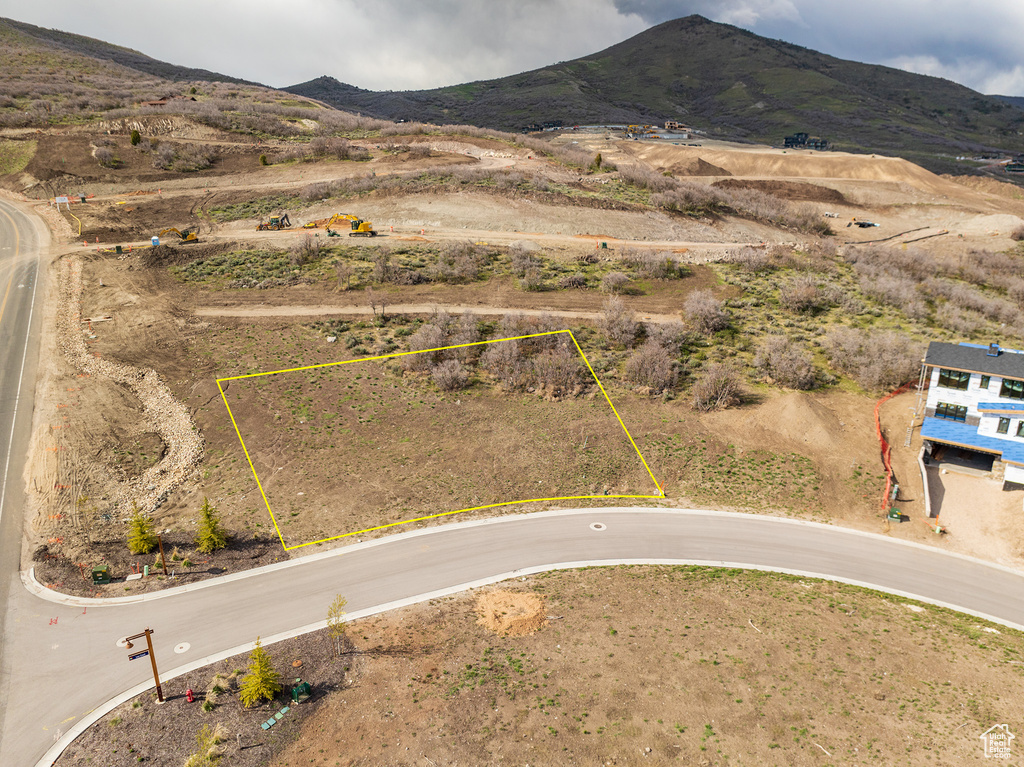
922, 417, 1024, 465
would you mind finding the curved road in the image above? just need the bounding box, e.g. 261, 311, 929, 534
4, 507, 1024, 766
2, 204, 1024, 765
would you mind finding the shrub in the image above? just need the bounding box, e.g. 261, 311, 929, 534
481, 340, 531, 391
153, 144, 175, 169
406, 324, 446, 370
683, 290, 728, 335
691, 364, 741, 412
290, 234, 322, 266
509, 244, 536, 277
729, 246, 776, 274
601, 296, 638, 347
1011, 226, 1024, 242
645, 320, 691, 351
625, 341, 677, 392
129, 129, 141, 146
94, 146, 115, 167
823, 328, 925, 390
431, 359, 469, 391
518, 268, 544, 292
779, 275, 829, 314
428, 241, 482, 283
754, 336, 816, 390
259, 153, 268, 166
532, 344, 582, 393
558, 273, 587, 289
600, 271, 630, 294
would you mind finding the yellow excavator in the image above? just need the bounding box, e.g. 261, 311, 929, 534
158, 226, 199, 243
322, 214, 377, 237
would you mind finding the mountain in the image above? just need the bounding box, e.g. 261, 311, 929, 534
286, 15, 1024, 166
993, 95, 1024, 111
1, 17, 258, 85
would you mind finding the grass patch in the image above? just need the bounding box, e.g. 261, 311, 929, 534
0, 139, 36, 175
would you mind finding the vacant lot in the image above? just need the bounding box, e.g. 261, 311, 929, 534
56, 566, 1024, 766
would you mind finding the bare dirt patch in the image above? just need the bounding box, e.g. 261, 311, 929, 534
475, 590, 549, 636
713, 177, 848, 204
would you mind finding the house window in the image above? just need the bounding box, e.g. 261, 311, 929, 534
998, 417, 1010, 434
938, 369, 971, 390
1018, 421, 1024, 438
1000, 378, 1024, 400
935, 402, 968, 422
980, 375, 991, 389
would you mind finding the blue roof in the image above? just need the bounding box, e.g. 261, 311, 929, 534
922, 417, 1024, 465
978, 402, 1024, 413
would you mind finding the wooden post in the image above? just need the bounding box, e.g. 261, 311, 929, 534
144, 629, 164, 703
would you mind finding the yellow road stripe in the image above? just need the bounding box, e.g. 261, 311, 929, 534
0, 205, 21, 329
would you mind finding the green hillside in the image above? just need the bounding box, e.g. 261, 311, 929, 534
287, 15, 1024, 166
1, 18, 257, 85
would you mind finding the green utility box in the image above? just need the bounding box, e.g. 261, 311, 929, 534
291, 679, 312, 704
91, 564, 111, 585
887, 507, 902, 522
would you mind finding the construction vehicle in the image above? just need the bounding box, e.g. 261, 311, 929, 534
256, 214, 292, 231
348, 219, 376, 237
158, 226, 199, 243
302, 213, 354, 230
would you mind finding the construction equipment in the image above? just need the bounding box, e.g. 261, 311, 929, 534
349, 219, 376, 237
256, 214, 292, 231
302, 213, 355, 230
158, 226, 199, 243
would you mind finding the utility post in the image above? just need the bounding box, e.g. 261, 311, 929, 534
124, 628, 164, 702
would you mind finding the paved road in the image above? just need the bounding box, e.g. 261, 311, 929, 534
0, 197, 45, 764
4, 507, 1024, 766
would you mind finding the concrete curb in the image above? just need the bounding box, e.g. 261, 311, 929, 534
25, 505, 1024, 606
37, 550, 1024, 767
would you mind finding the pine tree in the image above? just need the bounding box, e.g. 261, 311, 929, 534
239, 637, 281, 708
195, 497, 227, 554
129, 129, 141, 146
126, 506, 157, 554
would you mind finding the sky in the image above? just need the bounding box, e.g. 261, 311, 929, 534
2, 0, 1022, 96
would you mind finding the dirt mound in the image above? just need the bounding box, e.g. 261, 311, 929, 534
943, 174, 1024, 200
713, 178, 846, 203
669, 157, 732, 177
621, 142, 961, 195
475, 591, 548, 636
139, 240, 237, 268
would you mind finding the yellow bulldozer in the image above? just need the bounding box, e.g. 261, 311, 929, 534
158, 226, 199, 243
256, 214, 292, 231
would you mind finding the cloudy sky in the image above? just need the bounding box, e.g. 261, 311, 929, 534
2, 0, 1022, 96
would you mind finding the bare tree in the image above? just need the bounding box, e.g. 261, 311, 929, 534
691, 364, 741, 412
334, 260, 354, 291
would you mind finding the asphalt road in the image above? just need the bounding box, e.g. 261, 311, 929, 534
4, 507, 1024, 766
0, 197, 45, 764
1, 203, 1023, 766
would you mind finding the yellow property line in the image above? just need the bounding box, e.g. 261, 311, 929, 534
217, 330, 665, 551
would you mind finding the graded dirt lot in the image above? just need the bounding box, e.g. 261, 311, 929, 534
55, 566, 1024, 767
18, 121, 1024, 596
13, 116, 1024, 766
